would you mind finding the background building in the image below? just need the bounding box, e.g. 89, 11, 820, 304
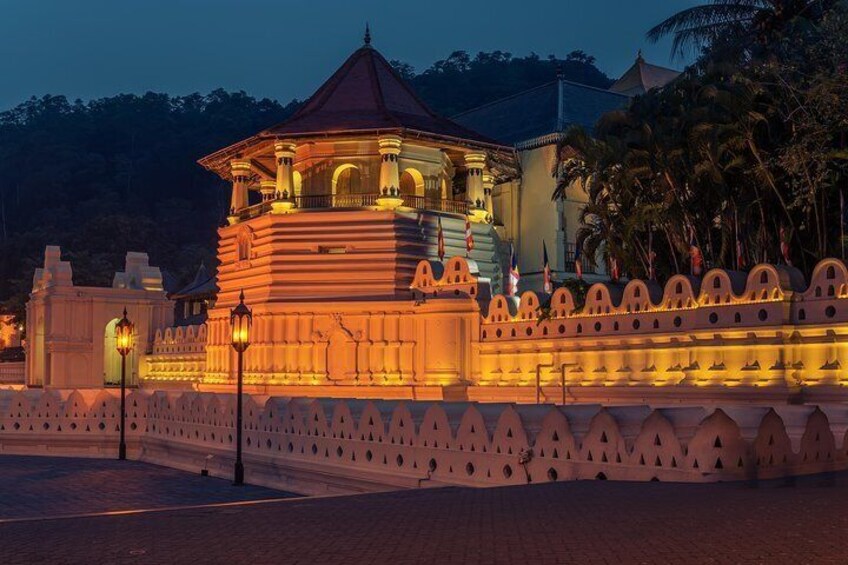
454, 54, 679, 292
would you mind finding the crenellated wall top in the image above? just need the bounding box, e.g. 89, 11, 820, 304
411, 257, 848, 340
153, 324, 208, 346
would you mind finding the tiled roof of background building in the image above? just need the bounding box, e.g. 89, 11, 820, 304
452, 79, 629, 147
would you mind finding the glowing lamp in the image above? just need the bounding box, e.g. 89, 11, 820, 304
114, 308, 134, 461
115, 309, 134, 357
230, 290, 252, 353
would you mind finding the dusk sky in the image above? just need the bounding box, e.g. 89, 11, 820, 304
0, 0, 699, 111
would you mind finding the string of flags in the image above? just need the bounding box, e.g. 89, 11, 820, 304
433, 197, 848, 292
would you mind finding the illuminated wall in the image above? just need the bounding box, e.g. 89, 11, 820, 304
143, 256, 848, 405
3, 387, 848, 493
26, 246, 173, 388
471, 258, 848, 403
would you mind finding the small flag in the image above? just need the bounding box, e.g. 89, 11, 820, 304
465, 217, 474, 256
437, 217, 446, 262
542, 241, 553, 294
648, 230, 656, 281
780, 226, 792, 266
841, 190, 845, 261
689, 225, 703, 276
508, 243, 520, 297
735, 210, 745, 270
610, 256, 620, 282
574, 244, 583, 280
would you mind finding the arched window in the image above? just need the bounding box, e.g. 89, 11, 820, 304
675, 282, 683, 294
713, 277, 721, 289
827, 265, 836, 280
760, 271, 768, 284
237, 230, 251, 262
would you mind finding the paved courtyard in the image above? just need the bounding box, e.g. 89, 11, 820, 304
1, 456, 847, 564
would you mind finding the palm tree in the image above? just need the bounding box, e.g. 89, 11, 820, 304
647, 0, 834, 59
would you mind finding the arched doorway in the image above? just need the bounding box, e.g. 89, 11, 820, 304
332, 164, 361, 202
292, 170, 303, 196
400, 168, 425, 198
104, 318, 135, 386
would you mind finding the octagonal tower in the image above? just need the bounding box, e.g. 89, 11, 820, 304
192, 34, 518, 396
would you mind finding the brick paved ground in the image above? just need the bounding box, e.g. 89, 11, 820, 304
0, 455, 291, 520
1, 456, 847, 564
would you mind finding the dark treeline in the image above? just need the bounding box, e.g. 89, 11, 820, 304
0, 51, 612, 319
395, 50, 612, 116
0, 91, 298, 318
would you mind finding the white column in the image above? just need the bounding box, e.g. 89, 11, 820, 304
230, 160, 251, 213
274, 141, 297, 199
483, 172, 495, 217
378, 136, 402, 196
465, 152, 487, 221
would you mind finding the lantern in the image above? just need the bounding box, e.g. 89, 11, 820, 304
115, 309, 134, 357
230, 290, 252, 353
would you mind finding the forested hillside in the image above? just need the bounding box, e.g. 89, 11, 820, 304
0, 50, 611, 319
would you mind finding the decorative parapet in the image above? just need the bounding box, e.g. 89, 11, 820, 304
411, 256, 481, 299
143, 324, 207, 383
407, 256, 848, 392
2, 388, 848, 492
479, 259, 847, 338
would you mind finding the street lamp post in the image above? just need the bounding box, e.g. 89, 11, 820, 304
115, 308, 134, 460
230, 290, 252, 486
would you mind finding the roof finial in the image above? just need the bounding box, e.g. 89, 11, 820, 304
364, 23, 371, 47
636, 49, 644, 62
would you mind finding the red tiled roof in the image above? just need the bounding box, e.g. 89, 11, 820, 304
261, 45, 500, 146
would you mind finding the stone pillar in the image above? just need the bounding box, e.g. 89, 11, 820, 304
378, 136, 402, 196
274, 141, 297, 198
230, 160, 251, 213
465, 152, 487, 221
483, 173, 495, 217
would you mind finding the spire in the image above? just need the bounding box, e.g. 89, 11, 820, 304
636, 49, 644, 63
364, 23, 371, 47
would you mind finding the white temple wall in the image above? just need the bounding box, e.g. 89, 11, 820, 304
2, 388, 848, 495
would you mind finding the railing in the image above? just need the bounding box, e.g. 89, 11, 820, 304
236, 193, 468, 220
0, 361, 25, 384
563, 241, 596, 275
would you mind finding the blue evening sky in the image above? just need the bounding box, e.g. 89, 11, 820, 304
0, 0, 699, 111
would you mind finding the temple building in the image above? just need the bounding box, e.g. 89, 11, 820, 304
26, 34, 848, 410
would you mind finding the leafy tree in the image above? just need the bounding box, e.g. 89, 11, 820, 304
555, 0, 848, 281
647, 0, 836, 61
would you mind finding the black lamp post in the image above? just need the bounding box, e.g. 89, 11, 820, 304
115, 308, 134, 460
230, 290, 252, 485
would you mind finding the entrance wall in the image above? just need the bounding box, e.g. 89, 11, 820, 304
26, 247, 172, 388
